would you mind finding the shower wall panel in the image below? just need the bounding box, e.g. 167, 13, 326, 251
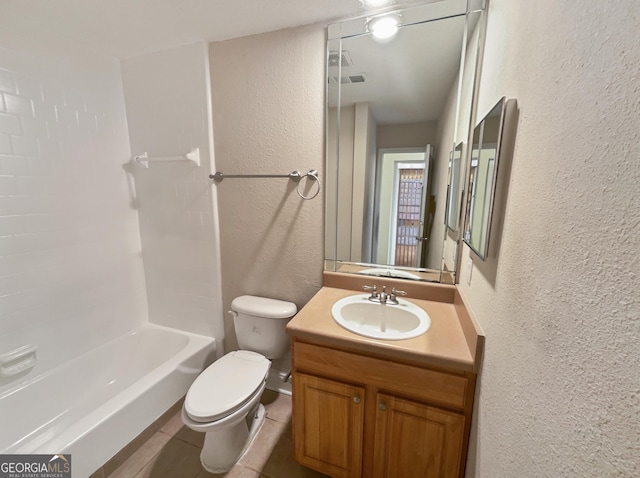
121, 43, 224, 344
0, 35, 148, 391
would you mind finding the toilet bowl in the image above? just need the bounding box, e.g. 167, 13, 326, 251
181, 295, 297, 473
182, 350, 270, 473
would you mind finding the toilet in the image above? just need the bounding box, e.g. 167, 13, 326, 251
182, 295, 297, 473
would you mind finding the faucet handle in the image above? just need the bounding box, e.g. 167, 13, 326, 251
362, 284, 378, 299
390, 288, 407, 302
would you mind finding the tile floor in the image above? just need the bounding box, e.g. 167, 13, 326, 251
105, 391, 328, 478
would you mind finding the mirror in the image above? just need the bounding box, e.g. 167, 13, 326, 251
324, 0, 485, 283
445, 142, 463, 232
463, 97, 507, 260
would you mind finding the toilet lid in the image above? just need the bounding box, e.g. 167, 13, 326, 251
185, 350, 270, 422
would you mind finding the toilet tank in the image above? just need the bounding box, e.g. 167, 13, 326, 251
231, 295, 297, 359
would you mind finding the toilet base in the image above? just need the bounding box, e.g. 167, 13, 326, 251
200, 403, 266, 473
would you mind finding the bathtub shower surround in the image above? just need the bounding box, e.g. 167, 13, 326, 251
0, 324, 215, 478
0, 32, 224, 478
0, 33, 147, 387
121, 42, 225, 343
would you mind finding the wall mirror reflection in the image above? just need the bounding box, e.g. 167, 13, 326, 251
463, 96, 507, 260
324, 0, 485, 283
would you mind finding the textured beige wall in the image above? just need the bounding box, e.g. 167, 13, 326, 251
209, 25, 325, 352
351, 102, 374, 261
327, 105, 356, 262
461, 0, 640, 476
432, 76, 460, 271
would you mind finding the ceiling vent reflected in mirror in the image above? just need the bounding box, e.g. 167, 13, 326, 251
328, 50, 354, 68
328, 73, 367, 85
328, 50, 366, 85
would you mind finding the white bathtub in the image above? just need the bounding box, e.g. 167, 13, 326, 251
0, 323, 216, 478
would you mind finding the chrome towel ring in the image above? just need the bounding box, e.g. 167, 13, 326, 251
297, 170, 320, 200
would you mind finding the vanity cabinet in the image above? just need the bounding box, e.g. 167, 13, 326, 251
372, 393, 465, 477
291, 339, 476, 478
293, 373, 365, 477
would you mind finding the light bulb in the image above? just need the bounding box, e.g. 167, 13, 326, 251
368, 15, 400, 40
362, 0, 393, 7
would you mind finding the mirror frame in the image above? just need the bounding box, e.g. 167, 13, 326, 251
462, 96, 507, 260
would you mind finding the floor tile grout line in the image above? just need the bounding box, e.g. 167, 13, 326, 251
239, 416, 288, 476
125, 450, 156, 478
129, 435, 202, 478
157, 427, 200, 446
265, 414, 292, 425
112, 393, 296, 478
166, 434, 202, 450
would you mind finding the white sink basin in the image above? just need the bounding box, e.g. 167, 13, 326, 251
358, 268, 422, 280
331, 294, 431, 340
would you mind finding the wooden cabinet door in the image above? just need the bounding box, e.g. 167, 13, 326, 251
292, 373, 365, 478
372, 393, 465, 478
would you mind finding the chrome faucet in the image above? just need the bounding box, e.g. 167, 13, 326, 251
379, 286, 389, 304
388, 287, 407, 305
362, 285, 407, 305
362, 284, 378, 301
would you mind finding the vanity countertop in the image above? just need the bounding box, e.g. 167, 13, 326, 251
286, 278, 483, 373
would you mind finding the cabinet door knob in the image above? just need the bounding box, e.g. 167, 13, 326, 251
353, 396, 361, 404
379, 402, 386, 411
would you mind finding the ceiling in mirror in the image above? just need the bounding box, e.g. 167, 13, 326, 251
328, 13, 467, 124
325, 0, 485, 283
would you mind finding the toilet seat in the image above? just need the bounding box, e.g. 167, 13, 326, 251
185, 350, 270, 423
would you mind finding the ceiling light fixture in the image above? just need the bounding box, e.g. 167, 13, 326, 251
362, 0, 394, 8
367, 14, 401, 41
